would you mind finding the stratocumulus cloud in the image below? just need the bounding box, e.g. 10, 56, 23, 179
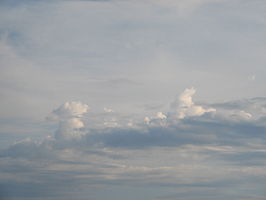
1, 88, 266, 200
1, 0, 266, 199
2, 88, 266, 150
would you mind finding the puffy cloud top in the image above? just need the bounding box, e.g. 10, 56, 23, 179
50, 101, 89, 120
47, 101, 89, 140
156, 112, 167, 119
171, 88, 216, 119
104, 107, 114, 113
179, 88, 196, 107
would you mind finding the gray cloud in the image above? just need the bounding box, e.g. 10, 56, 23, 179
2, 89, 266, 151
1, 0, 266, 199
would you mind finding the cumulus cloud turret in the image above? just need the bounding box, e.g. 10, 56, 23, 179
49, 101, 89, 120
104, 107, 114, 113
171, 88, 216, 119
156, 112, 167, 119
47, 101, 89, 140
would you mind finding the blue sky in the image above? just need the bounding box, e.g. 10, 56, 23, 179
0, 0, 266, 199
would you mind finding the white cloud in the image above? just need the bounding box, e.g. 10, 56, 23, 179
156, 112, 167, 119
1, 0, 266, 198
55, 118, 86, 140
103, 121, 118, 128
171, 88, 216, 119
144, 116, 150, 124
1, 88, 266, 200
143, 111, 167, 127
238, 110, 252, 119
104, 107, 114, 113
217, 109, 253, 122
49, 101, 89, 120
47, 101, 89, 140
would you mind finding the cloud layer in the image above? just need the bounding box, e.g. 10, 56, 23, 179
1, 0, 266, 199
1, 87, 266, 200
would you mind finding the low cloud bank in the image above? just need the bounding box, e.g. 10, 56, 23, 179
1, 88, 266, 200
1, 88, 265, 156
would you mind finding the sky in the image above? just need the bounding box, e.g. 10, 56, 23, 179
0, 0, 266, 199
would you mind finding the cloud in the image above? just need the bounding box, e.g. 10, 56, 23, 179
170, 88, 216, 119
144, 116, 150, 124
47, 101, 89, 140
104, 107, 114, 113
2, 88, 265, 151
103, 121, 118, 128
39, 89, 266, 148
1, 92, 266, 200
211, 97, 266, 121
0, 137, 54, 159
156, 112, 167, 119
1, 0, 266, 198
87, 117, 266, 149
55, 118, 86, 140
48, 101, 89, 120
230, 110, 252, 120
143, 111, 167, 126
